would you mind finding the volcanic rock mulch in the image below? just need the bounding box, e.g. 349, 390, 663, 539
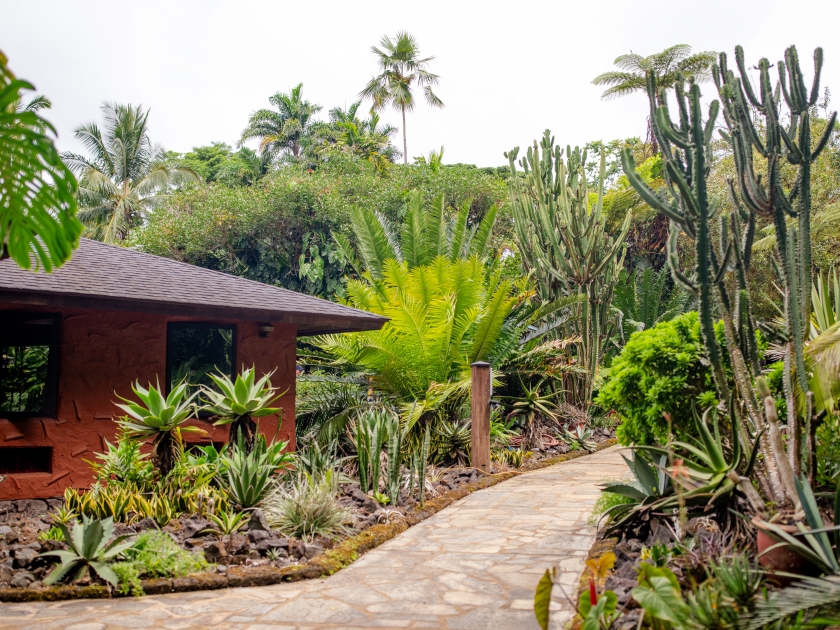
0, 433, 616, 602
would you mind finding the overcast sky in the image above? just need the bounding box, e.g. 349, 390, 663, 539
2, 0, 837, 167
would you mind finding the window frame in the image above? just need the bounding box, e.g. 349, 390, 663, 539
0, 312, 60, 420
165, 321, 237, 398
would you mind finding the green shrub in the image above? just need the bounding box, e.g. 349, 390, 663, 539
112, 530, 210, 596
264, 474, 352, 541
596, 312, 716, 446
129, 161, 507, 299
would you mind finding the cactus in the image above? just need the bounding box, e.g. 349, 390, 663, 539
620, 45, 836, 503
506, 133, 631, 406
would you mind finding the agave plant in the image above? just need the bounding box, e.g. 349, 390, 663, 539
561, 424, 597, 452
39, 516, 136, 587
433, 420, 471, 466
502, 381, 560, 449
201, 366, 285, 453
116, 379, 204, 475
599, 450, 672, 534
223, 432, 292, 509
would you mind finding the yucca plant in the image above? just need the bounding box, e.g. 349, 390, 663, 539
264, 473, 352, 541
115, 379, 204, 475
201, 366, 285, 453
354, 410, 394, 494
39, 516, 136, 587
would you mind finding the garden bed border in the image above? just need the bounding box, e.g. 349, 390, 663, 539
0, 439, 616, 603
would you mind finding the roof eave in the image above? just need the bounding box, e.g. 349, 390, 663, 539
0, 289, 387, 336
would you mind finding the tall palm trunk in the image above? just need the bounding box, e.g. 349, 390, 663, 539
401, 106, 407, 165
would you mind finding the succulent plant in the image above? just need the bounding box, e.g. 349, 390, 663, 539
116, 379, 204, 475
201, 366, 285, 453
39, 516, 136, 587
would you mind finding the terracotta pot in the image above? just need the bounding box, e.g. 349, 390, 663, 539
753, 517, 813, 583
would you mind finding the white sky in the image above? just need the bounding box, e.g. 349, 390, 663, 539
2, 0, 837, 167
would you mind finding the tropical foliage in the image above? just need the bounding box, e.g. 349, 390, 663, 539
0, 50, 81, 270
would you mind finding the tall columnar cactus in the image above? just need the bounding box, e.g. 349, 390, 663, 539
506, 132, 631, 407
620, 45, 836, 504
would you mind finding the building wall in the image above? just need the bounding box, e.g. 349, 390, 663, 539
0, 305, 296, 500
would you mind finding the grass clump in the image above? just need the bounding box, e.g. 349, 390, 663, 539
111, 530, 210, 596
264, 473, 352, 541
588, 491, 626, 526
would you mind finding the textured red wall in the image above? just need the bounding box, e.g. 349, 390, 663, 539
0, 305, 296, 500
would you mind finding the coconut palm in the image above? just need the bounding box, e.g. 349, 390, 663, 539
1, 50, 81, 270
61, 103, 196, 243
240, 83, 322, 163
359, 31, 443, 164
592, 45, 716, 149
313, 101, 400, 165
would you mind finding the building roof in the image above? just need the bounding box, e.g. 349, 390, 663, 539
0, 239, 386, 336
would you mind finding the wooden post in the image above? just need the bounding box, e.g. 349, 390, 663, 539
471, 361, 491, 472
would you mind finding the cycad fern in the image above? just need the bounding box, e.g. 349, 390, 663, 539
316, 256, 516, 431
334, 190, 498, 281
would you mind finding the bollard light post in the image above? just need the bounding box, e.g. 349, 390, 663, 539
470, 361, 491, 472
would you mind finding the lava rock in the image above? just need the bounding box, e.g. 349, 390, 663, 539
16, 500, 49, 518
0, 564, 12, 583
247, 509, 270, 532
350, 488, 369, 503
13, 547, 39, 568
0, 525, 12, 537
228, 534, 250, 555
256, 538, 289, 553
248, 529, 269, 544
134, 517, 158, 531
180, 517, 210, 540
41, 540, 67, 551
10, 571, 34, 588
303, 544, 323, 559
605, 576, 638, 605
204, 541, 227, 563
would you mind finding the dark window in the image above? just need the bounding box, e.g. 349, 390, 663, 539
0, 447, 52, 474
0, 314, 59, 417
166, 323, 235, 395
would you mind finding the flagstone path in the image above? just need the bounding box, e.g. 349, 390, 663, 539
0, 446, 627, 630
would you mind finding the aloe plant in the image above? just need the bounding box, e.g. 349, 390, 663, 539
354, 410, 393, 494
201, 366, 285, 453
223, 433, 286, 509
39, 516, 135, 587
116, 379, 204, 475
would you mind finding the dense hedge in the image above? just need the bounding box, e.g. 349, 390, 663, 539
596, 312, 716, 446
129, 159, 508, 299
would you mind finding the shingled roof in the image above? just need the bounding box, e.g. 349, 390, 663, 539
0, 239, 386, 336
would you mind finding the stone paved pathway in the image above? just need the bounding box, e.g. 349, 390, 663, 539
0, 447, 627, 630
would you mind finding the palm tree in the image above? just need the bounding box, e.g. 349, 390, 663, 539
359, 31, 443, 164
313, 101, 400, 164
240, 83, 322, 163
592, 45, 716, 150
62, 103, 196, 243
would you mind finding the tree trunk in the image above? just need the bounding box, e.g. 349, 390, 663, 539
153, 432, 178, 477
230, 415, 257, 453
402, 107, 408, 165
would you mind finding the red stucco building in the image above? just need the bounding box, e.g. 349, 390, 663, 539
0, 239, 385, 500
